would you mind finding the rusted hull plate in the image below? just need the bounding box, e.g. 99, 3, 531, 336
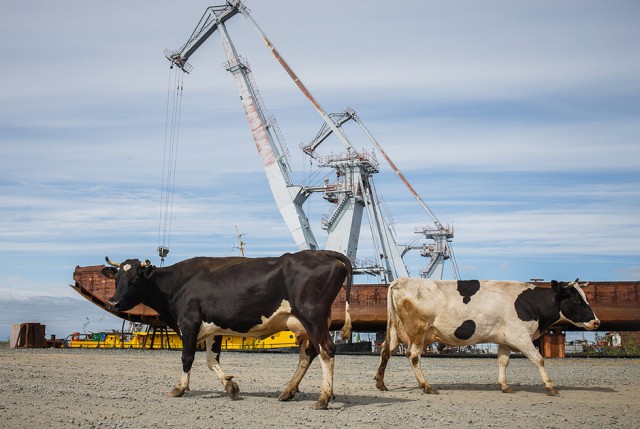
330, 284, 389, 331
72, 265, 164, 326
579, 281, 640, 331
73, 266, 640, 331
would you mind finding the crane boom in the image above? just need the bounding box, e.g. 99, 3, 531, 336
349, 110, 444, 229
166, 1, 318, 251
165, 3, 239, 72
239, 8, 356, 153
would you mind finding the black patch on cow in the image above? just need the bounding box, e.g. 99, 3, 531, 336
457, 280, 480, 304
514, 288, 541, 322
454, 320, 476, 340
514, 287, 560, 333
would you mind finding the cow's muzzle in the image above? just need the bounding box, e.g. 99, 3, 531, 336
585, 319, 601, 330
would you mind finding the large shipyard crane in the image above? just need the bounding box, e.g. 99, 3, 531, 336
165, 0, 458, 281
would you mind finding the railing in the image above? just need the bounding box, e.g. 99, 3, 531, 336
317, 149, 379, 174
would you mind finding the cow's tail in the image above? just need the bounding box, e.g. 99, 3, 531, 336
384, 280, 402, 351
374, 280, 400, 391
340, 255, 353, 341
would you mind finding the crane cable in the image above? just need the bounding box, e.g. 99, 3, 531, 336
158, 66, 185, 266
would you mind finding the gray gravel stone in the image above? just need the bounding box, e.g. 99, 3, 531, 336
1, 347, 638, 428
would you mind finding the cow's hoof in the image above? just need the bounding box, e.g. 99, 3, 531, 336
424, 385, 439, 395
501, 386, 514, 394
545, 387, 559, 396
278, 390, 296, 401
165, 387, 187, 398
312, 400, 328, 410
225, 380, 241, 400
374, 378, 388, 391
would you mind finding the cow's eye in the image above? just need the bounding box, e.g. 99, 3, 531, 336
131, 275, 141, 284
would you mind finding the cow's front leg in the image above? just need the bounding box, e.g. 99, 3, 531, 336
497, 344, 513, 393
279, 341, 316, 402
517, 340, 559, 395
314, 343, 335, 410
407, 341, 438, 394
166, 326, 198, 397
206, 336, 240, 400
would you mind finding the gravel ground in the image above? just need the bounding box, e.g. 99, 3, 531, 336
1, 346, 638, 428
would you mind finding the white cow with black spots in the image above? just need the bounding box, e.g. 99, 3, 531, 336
374, 278, 600, 396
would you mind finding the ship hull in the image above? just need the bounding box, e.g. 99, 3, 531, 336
73, 265, 640, 331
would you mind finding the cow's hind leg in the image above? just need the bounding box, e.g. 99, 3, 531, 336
206, 336, 240, 400
374, 325, 400, 391
314, 342, 335, 410
407, 340, 438, 394
278, 341, 317, 402
497, 344, 513, 393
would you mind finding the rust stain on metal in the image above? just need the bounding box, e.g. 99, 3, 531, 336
262, 35, 325, 115
243, 98, 276, 166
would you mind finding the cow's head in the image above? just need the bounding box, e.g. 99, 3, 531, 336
552, 278, 600, 330
101, 256, 153, 313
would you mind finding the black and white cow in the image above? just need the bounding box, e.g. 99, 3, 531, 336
374, 278, 599, 396
101, 250, 352, 410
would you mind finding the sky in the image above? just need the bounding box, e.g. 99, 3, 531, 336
1, 1, 639, 341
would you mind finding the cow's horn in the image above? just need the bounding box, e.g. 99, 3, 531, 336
105, 256, 121, 267
566, 278, 579, 287
140, 259, 151, 268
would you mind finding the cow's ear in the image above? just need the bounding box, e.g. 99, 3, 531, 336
101, 267, 117, 279
143, 265, 156, 279
551, 280, 571, 296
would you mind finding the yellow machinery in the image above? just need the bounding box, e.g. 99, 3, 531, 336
220, 331, 297, 350
66, 330, 298, 350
